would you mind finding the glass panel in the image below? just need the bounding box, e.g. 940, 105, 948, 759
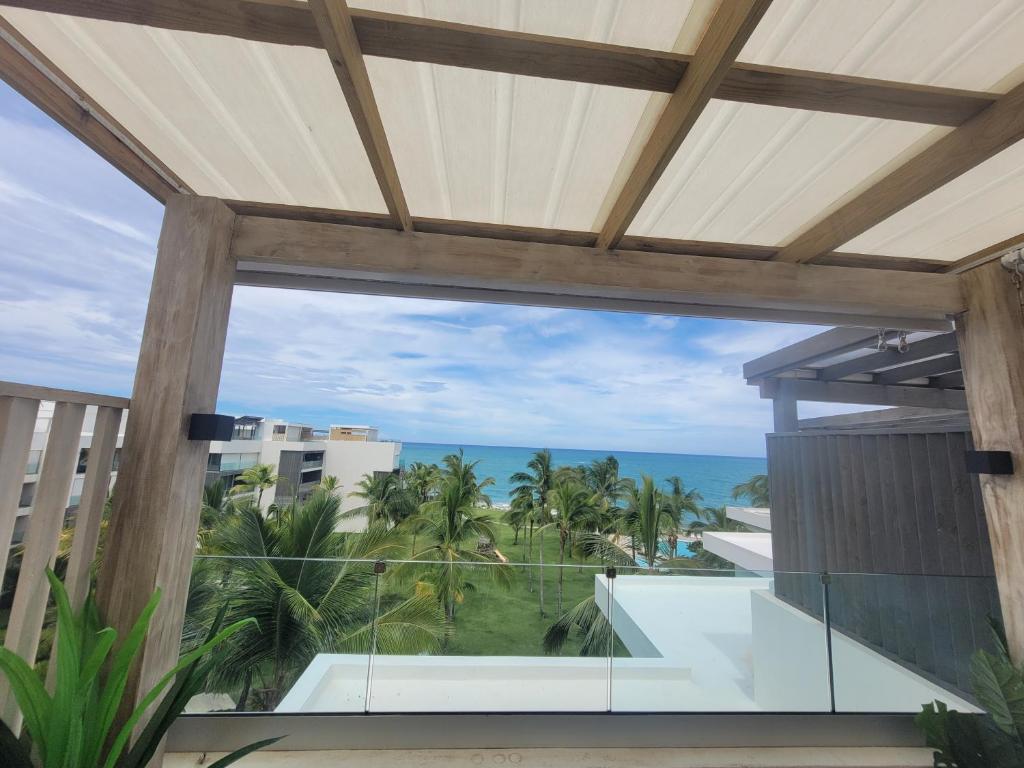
365, 559, 609, 713
185, 555, 374, 714
24, 449, 42, 475
609, 567, 832, 712
828, 572, 1000, 713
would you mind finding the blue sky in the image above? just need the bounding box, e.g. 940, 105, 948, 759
0, 82, 851, 457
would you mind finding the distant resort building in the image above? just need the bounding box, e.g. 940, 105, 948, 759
12, 403, 399, 544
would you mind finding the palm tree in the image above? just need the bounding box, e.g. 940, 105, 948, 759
582, 456, 630, 508
319, 475, 341, 493
509, 449, 556, 598
230, 463, 281, 507
197, 488, 446, 710
580, 475, 680, 571
731, 473, 769, 507
502, 494, 531, 545
546, 481, 597, 613
200, 479, 239, 530
349, 472, 417, 528
663, 476, 702, 558
405, 461, 441, 505
402, 463, 508, 623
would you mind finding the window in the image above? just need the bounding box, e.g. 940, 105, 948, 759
76, 447, 121, 474
24, 450, 42, 474
19, 482, 35, 508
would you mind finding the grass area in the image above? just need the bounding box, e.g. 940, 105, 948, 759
438, 521, 624, 657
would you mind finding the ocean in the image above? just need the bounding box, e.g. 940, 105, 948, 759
398, 442, 766, 509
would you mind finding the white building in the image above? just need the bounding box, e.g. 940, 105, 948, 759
13, 406, 398, 543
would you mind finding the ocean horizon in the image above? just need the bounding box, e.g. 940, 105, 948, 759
399, 442, 766, 508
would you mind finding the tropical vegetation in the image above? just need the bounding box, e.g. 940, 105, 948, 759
0, 569, 279, 768
916, 620, 1024, 767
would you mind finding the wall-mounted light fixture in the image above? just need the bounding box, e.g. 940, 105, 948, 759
188, 413, 236, 441
965, 450, 1014, 476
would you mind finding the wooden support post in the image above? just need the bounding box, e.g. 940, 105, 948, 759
0, 396, 39, 577
957, 260, 1024, 662
2, 400, 86, 729
96, 196, 236, 728
773, 395, 798, 433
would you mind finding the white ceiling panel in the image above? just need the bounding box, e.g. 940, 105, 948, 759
628, 101, 940, 245
2, 9, 387, 211
843, 139, 1024, 261
350, 0, 708, 53
369, 58, 652, 228
740, 0, 1024, 93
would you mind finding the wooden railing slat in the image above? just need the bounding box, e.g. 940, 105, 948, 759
0, 401, 86, 731
0, 396, 40, 580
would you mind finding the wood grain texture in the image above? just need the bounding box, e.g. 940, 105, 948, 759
0, 379, 130, 409
776, 80, 1024, 264
743, 327, 884, 380
230, 215, 964, 329
1, 2, 998, 126
765, 378, 968, 410
817, 332, 959, 382
0, 396, 39, 582
1, 401, 85, 731
308, 0, 410, 231
595, 0, 773, 250
64, 406, 121, 612
96, 195, 236, 730
224, 200, 948, 272
957, 260, 1024, 662
0, 18, 187, 201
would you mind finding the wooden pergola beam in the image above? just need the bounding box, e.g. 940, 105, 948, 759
817, 332, 958, 381
874, 352, 961, 385
229, 213, 962, 330
221, 200, 947, 273
743, 327, 889, 381
776, 80, 1024, 264
595, 0, 773, 250
761, 378, 968, 410
0, 1, 998, 127
308, 0, 410, 231
0, 18, 188, 202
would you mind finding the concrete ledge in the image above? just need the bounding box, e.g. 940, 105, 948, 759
168, 713, 924, 752
166, 746, 932, 768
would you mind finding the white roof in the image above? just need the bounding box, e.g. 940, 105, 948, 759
5, 1, 1024, 263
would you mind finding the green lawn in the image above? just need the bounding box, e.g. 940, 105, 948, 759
436, 521, 624, 657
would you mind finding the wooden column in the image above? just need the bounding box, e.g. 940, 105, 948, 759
957, 259, 1024, 661
0, 396, 39, 576
772, 395, 799, 433
2, 400, 86, 728
96, 195, 236, 718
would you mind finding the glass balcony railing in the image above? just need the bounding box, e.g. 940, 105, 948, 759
182, 554, 995, 716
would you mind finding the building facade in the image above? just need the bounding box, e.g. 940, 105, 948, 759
13, 406, 399, 544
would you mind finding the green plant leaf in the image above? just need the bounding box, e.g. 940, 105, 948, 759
0, 647, 52, 764
85, 587, 162, 768
44, 570, 85, 768
204, 736, 287, 768
103, 617, 256, 768
971, 648, 1024, 739
0, 716, 34, 768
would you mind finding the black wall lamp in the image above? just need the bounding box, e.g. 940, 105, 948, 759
965, 450, 1014, 476
188, 413, 236, 441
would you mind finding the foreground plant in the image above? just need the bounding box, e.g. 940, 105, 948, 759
917, 621, 1024, 767
0, 569, 280, 768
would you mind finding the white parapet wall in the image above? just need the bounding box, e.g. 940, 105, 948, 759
702, 532, 774, 572
725, 506, 771, 531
